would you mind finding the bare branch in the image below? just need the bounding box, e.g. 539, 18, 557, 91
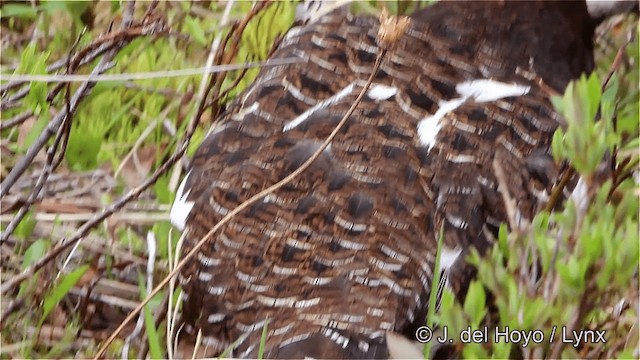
0, 112, 33, 132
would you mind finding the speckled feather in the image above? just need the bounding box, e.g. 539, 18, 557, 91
171, 1, 607, 358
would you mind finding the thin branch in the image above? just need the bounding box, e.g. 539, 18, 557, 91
0, 112, 33, 131
0, 1, 166, 199
602, 31, 634, 90
0, 52, 116, 208
207, 1, 272, 118
1, 0, 231, 297
493, 156, 521, 231
0, 0, 139, 280
0, 58, 301, 83
0, 93, 72, 242
1, 69, 109, 201
141, 0, 160, 20
1, 5, 168, 110
2, 41, 117, 109
543, 166, 575, 213
0, 21, 141, 241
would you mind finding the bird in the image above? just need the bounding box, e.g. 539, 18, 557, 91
169, 1, 634, 358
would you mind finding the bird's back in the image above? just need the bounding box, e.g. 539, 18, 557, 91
171, 1, 602, 357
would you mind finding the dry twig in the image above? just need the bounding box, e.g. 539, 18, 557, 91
0, 1, 163, 199
0, 0, 151, 289
0, 2, 142, 243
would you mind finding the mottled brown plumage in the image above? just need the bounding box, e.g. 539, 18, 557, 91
170, 1, 616, 358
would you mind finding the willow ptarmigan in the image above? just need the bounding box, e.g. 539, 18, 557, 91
169, 1, 633, 358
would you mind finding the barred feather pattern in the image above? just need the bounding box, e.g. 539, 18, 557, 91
172, 2, 601, 358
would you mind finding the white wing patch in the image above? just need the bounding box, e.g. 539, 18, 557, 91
436, 247, 463, 298
170, 171, 195, 231
586, 0, 636, 19
230, 102, 259, 122
418, 97, 466, 149
417, 79, 530, 151
367, 83, 398, 101
456, 79, 530, 103
283, 82, 355, 132
438, 247, 462, 274
570, 176, 589, 215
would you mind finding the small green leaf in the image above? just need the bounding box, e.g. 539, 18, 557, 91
463, 281, 486, 327
551, 129, 565, 163
581, 222, 605, 263
65, 130, 102, 171
140, 282, 163, 359
184, 17, 208, 46
497, 223, 509, 255
257, 317, 270, 359
152, 221, 177, 260
39, 265, 89, 327
22, 108, 49, 151
617, 350, 636, 359
585, 73, 602, 120
462, 341, 489, 359
15, 210, 37, 241
1, 3, 38, 19
22, 238, 48, 269
19, 239, 50, 297
154, 176, 172, 204
492, 340, 512, 359
38, 0, 70, 14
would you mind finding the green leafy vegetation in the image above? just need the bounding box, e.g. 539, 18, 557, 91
434, 64, 639, 359
39, 264, 89, 328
